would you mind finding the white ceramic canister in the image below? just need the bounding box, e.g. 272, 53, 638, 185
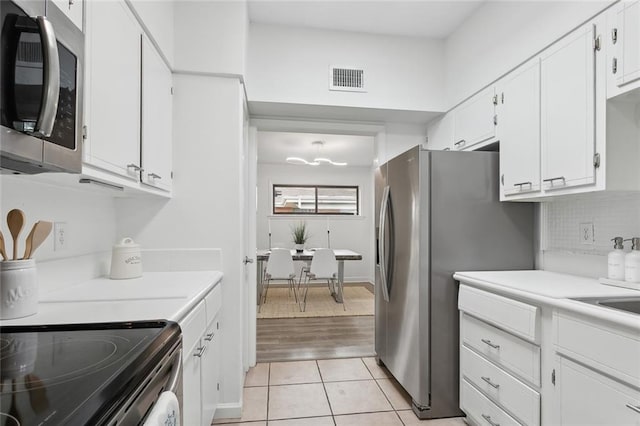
110, 237, 143, 279
0, 259, 38, 320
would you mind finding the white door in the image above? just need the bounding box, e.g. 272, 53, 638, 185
541, 23, 596, 191
498, 59, 541, 198
242, 92, 258, 368
616, 1, 640, 86
49, 0, 83, 30
453, 85, 497, 150
426, 113, 454, 151
85, 0, 141, 180
141, 36, 173, 192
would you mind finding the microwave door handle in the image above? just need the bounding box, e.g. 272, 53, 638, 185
35, 16, 59, 137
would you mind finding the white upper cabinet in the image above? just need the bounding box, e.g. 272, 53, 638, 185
48, 0, 83, 31
453, 85, 497, 151
426, 113, 454, 151
141, 36, 173, 192
613, 1, 640, 89
498, 59, 541, 199
540, 23, 597, 191
84, 0, 141, 181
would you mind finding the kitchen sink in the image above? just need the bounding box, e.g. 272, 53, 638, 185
572, 297, 640, 316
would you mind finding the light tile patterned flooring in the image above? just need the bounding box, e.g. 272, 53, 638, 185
213, 357, 467, 426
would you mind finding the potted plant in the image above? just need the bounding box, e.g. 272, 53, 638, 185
291, 222, 309, 252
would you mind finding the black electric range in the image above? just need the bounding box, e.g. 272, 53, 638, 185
0, 321, 181, 426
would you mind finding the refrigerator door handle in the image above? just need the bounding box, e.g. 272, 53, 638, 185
378, 185, 391, 302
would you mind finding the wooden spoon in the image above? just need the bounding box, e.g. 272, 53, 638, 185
23, 221, 53, 259
7, 209, 25, 260
0, 230, 7, 261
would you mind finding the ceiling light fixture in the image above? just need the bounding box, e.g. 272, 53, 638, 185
286, 141, 347, 166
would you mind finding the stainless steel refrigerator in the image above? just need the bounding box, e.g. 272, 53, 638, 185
374, 147, 534, 419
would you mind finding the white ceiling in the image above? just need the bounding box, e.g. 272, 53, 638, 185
257, 131, 376, 167
248, 1, 485, 39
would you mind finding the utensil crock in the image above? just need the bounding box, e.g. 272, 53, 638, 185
0, 259, 38, 319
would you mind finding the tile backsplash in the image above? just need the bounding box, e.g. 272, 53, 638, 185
543, 192, 640, 255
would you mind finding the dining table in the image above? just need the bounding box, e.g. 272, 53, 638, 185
256, 249, 363, 304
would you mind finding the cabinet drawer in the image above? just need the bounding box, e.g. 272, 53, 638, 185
462, 314, 541, 387
555, 312, 640, 387
461, 378, 522, 426
557, 356, 640, 425
205, 283, 222, 325
459, 285, 539, 342
461, 346, 540, 425
180, 300, 207, 353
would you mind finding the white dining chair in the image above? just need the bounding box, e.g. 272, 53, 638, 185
299, 248, 344, 312
260, 248, 296, 312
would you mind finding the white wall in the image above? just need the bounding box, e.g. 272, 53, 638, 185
0, 176, 116, 287
376, 123, 426, 166
247, 23, 445, 113
174, 0, 248, 75
115, 74, 246, 410
128, 0, 175, 66
257, 163, 375, 283
444, 1, 612, 108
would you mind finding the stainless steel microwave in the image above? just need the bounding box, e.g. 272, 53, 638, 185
0, 0, 84, 174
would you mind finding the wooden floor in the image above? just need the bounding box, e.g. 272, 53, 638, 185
256, 315, 375, 362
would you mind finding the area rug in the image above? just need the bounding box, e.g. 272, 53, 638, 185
257, 285, 374, 319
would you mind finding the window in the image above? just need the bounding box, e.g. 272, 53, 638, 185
273, 185, 359, 215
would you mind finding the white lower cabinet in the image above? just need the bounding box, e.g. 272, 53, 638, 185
179, 285, 222, 426
556, 356, 640, 426
461, 379, 522, 426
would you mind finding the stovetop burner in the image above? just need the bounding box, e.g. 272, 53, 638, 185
0, 321, 181, 425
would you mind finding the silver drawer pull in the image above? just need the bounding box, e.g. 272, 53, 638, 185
127, 163, 143, 171
482, 414, 500, 426
148, 172, 162, 180
626, 403, 640, 414
205, 332, 215, 341
543, 176, 565, 185
513, 181, 532, 189
193, 345, 207, 357
454, 139, 466, 148
481, 338, 500, 349
481, 376, 500, 389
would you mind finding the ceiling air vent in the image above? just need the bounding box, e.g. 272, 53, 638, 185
329, 66, 366, 92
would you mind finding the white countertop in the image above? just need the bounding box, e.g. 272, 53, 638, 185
1, 271, 223, 326
454, 270, 640, 331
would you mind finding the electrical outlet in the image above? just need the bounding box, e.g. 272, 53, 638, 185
54, 222, 67, 251
579, 222, 595, 245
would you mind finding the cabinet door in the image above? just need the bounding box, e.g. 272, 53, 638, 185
48, 0, 83, 30
453, 86, 497, 150
85, 1, 141, 180
557, 356, 640, 425
499, 59, 541, 198
201, 319, 220, 426
183, 339, 203, 426
616, 1, 640, 86
141, 36, 173, 192
426, 113, 454, 151
541, 23, 596, 191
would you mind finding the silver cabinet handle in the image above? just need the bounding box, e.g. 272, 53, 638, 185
481, 376, 500, 389
481, 338, 500, 349
454, 139, 466, 148
514, 181, 532, 189
127, 163, 143, 171
193, 345, 207, 357
626, 404, 640, 414
205, 332, 214, 341
482, 414, 500, 426
443, 147, 451, 151
148, 172, 162, 179
543, 176, 565, 185
35, 16, 60, 137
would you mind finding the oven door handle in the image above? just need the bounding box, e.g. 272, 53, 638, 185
35, 16, 60, 137
167, 348, 182, 394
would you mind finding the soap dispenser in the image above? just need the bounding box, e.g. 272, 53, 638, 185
608, 237, 626, 280
624, 237, 640, 283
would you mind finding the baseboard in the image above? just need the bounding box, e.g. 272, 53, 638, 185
214, 402, 243, 420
